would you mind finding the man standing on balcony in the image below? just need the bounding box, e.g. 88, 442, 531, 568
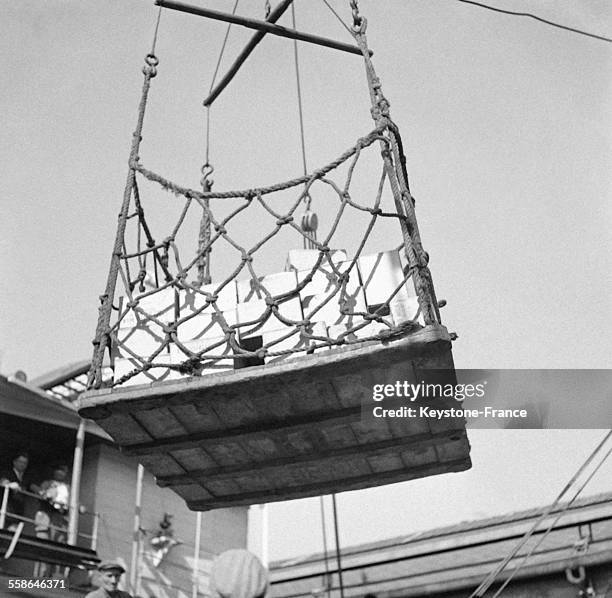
85, 561, 133, 598
0, 450, 37, 530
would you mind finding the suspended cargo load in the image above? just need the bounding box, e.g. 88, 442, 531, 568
78, 0, 471, 510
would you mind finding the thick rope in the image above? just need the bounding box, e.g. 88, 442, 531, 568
348, 5, 439, 326
91, 0, 444, 387
197, 0, 240, 287
131, 126, 386, 200
99, 124, 434, 385
87, 52, 159, 389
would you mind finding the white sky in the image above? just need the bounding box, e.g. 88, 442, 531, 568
1, 0, 611, 562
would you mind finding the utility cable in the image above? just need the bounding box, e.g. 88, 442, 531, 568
457, 0, 612, 44
291, 3, 309, 180
290, 3, 318, 248
151, 5, 163, 55
332, 493, 345, 598
204, 0, 240, 166
319, 496, 332, 598
469, 430, 612, 597
320, 0, 354, 39
491, 442, 612, 597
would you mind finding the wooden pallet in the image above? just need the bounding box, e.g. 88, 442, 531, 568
78, 325, 471, 510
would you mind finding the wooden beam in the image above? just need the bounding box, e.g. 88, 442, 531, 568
155, 0, 371, 58
203, 0, 294, 107
185, 458, 471, 510
123, 403, 363, 455
156, 430, 465, 486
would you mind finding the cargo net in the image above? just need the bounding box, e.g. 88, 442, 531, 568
89, 116, 441, 389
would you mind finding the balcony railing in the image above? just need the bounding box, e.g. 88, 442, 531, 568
0, 484, 99, 551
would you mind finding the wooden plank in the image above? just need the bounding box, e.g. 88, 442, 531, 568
122, 403, 363, 456
96, 412, 153, 444
168, 403, 223, 434
78, 326, 452, 417
156, 0, 372, 58
156, 431, 464, 486
399, 444, 438, 468
132, 406, 187, 439
202, 441, 253, 468
186, 457, 471, 510
202, 0, 295, 107
171, 483, 213, 502
169, 447, 218, 471
138, 454, 186, 477
366, 452, 405, 473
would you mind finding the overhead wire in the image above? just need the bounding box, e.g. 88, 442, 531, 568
331, 493, 345, 598
320, 0, 354, 38
151, 4, 163, 55
469, 430, 612, 597
491, 442, 612, 597
319, 496, 332, 598
291, 3, 309, 179
290, 2, 318, 249
204, 0, 240, 166
457, 0, 612, 44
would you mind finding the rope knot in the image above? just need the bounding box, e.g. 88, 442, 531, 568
378, 97, 391, 116
264, 296, 278, 307
350, 0, 365, 32
214, 224, 227, 234
241, 253, 253, 263
142, 53, 159, 78
276, 215, 293, 225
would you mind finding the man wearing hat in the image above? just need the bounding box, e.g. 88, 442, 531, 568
85, 561, 133, 598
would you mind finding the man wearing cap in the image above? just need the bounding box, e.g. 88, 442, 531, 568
85, 561, 133, 598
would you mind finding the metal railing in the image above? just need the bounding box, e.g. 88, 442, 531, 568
0, 484, 100, 551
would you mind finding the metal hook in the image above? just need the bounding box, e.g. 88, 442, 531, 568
200, 163, 215, 189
